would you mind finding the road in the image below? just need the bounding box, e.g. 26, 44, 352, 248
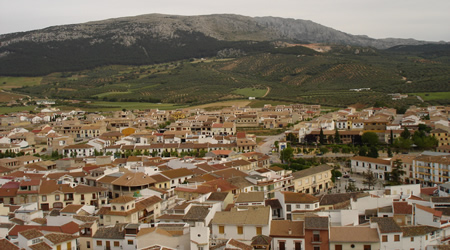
256, 133, 285, 164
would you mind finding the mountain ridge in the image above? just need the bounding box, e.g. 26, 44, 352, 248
0, 13, 448, 76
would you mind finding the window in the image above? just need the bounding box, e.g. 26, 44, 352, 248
55, 195, 60, 201
411, 237, 414, 242
87, 241, 91, 248
394, 235, 400, 242
313, 231, 320, 242
279, 241, 286, 250
114, 241, 120, 247
81, 194, 85, 200
256, 227, 262, 235
128, 240, 133, 245
42, 195, 47, 202
287, 205, 291, 212
382, 235, 388, 242
335, 245, 342, 250
363, 246, 371, 250
296, 204, 301, 209
305, 204, 310, 209
219, 226, 224, 234
314, 246, 320, 250
295, 241, 302, 250
96, 240, 102, 246
237, 226, 243, 235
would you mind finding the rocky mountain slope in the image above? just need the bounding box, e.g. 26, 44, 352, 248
0, 14, 446, 76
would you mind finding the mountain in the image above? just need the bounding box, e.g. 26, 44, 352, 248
0, 14, 445, 76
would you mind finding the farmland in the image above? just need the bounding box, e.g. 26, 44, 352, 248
4, 44, 450, 108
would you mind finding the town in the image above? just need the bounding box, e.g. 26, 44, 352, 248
0, 102, 449, 250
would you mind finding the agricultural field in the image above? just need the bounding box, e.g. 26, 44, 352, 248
5, 44, 450, 107
232, 88, 267, 97
412, 92, 450, 101
0, 76, 42, 90
64, 101, 187, 112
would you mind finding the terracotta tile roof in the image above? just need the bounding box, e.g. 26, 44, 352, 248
305, 216, 328, 230
211, 206, 270, 225
60, 204, 83, 214
284, 191, 319, 204
31, 218, 47, 225
270, 220, 304, 237
110, 196, 135, 204
207, 192, 229, 201
393, 202, 413, 215
421, 187, 438, 196
251, 235, 272, 247
330, 227, 379, 242
44, 232, 78, 244
93, 223, 126, 239
236, 192, 265, 203
401, 225, 440, 237
183, 206, 210, 221
111, 172, 156, 187
370, 217, 402, 233
0, 239, 19, 249
432, 197, 450, 203
19, 228, 44, 239
318, 192, 369, 206
292, 164, 332, 179
416, 204, 442, 217
74, 184, 107, 193
160, 168, 194, 179
97, 175, 120, 184
350, 156, 391, 165
265, 199, 282, 209
29, 242, 52, 250
156, 214, 185, 221
149, 174, 169, 183
227, 239, 252, 250
137, 227, 173, 237
214, 168, 248, 179
9, 222, 79, 237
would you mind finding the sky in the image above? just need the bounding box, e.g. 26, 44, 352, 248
1, 0, 449, 42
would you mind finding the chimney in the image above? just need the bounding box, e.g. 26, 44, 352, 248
288, 228, 292, 235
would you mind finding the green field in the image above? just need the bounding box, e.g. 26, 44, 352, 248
413, 92, 450, 101
0, 76, 42, 89
77, 101, 187, 111
0, 105, 36, 114
94, 91, 133, 98
232, 88, 267, 97
248, 100, 294, 108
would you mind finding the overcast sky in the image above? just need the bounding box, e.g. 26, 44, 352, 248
1, 0, 449, 41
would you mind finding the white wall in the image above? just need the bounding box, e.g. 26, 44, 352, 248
351, 196, 393, 215
272, 237, 304, 250
190, 223, 210, 250
317, 209, 359, 226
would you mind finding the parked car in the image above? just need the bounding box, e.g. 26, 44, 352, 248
348, 178, 356, 182
343, 174, 350, 178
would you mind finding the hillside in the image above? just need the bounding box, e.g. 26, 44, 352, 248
0, 14, 445, 76
9, 44, 450, 107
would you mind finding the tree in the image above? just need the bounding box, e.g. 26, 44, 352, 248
334, 129, 341, 144
362, 170, 378, 190
327, 135, 334, 144
319, 128, 325, 145
367, 146, 379, 158
389, 159, 406, 185
346, 182, 357, 192
359, 145, 368, 157
401, 127, 411, 140
362, 132, 379, 146
319, 146, 329, 155
286, 133, 298, 144
280, 147, 294, 164
387, 147, 393, 157
393, 137, 412, 150
390, 130, 394, 145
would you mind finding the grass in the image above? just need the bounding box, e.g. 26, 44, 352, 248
412, 92, 450, 101
77, 101, 187, 111
0, 105, 36, 114
248, 100, 293, 108
0, 76, 42, 89
94, 91, 133, 98
232, 88, 267, 97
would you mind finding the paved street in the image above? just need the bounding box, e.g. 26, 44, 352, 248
256, 133, 285, 164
